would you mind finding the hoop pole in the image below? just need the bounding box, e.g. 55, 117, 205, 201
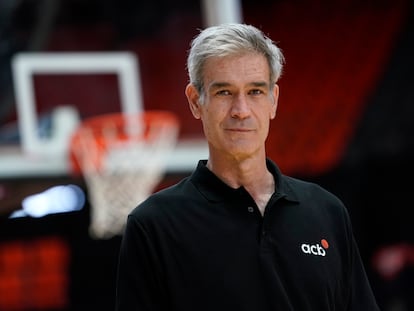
201, 0, 243, 27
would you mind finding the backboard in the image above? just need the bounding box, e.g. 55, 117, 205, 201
12, 52, 143, 156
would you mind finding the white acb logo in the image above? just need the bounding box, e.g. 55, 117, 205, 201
301, 239, 329, 257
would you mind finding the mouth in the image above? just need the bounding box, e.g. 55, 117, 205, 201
225, 128, 253, 133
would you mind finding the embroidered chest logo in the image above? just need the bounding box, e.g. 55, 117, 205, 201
301, 239, 329, 257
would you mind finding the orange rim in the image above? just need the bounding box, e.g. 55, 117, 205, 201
69, 110, 180, 175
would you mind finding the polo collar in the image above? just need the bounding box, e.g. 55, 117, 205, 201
190, 159, 300, 203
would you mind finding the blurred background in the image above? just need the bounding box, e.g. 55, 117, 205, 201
0, 0, 413, 310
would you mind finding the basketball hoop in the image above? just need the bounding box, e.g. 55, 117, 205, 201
69, 111, 180, 239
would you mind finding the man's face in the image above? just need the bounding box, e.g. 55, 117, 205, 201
186, 52, 278, 160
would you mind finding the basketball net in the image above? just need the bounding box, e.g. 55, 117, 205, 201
70, 111, 179, 239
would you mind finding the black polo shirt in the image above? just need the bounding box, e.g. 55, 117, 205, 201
116, 159, 379, 311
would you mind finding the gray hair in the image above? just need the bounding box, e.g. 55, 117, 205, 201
187, 23, 285, 98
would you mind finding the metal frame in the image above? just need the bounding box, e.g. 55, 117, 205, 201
11, 52, 143, 156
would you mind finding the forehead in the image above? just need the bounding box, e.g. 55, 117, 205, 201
203, 53, 270, 88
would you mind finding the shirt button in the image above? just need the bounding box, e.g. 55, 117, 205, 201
247, 206, 254, 213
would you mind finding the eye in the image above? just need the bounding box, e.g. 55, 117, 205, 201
249, 89, 264, 95
216, 90, 231, 96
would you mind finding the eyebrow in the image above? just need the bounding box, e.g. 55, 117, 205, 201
208, 82, 230, 90
250, 81, 269, 88
208, 81, 269, 91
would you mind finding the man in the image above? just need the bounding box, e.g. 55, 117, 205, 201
115, 23, 379, 310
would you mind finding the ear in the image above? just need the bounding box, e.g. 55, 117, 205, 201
270, 84, 279, 120
185, 83, 202, 119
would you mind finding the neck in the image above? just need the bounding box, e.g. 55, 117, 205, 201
206, 155, 275, 215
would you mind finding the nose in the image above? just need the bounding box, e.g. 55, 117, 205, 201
230, 94, 251, 119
